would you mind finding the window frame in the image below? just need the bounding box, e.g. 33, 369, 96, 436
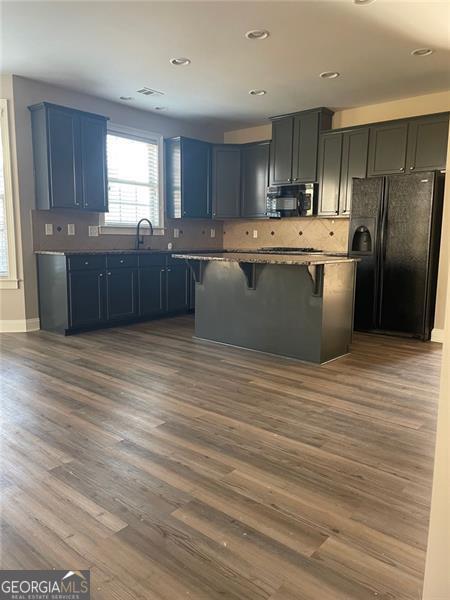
100, 122, 165, 235
0, 99, 19, 289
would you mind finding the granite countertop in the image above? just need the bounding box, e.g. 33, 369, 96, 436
34, 249, 218, 256
172, 252, 358, 266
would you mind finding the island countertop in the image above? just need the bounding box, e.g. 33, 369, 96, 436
172, 252, 359, 266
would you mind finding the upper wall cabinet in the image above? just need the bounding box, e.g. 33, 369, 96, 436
406, 115, 449, 172
317, 128, 369, 216
241, 141, 270, 218
367, 121, 409, 176
367, 113, 449, 176
165, 137, 211, 219
270, 108, 333, 186
29, 102, 108, 211
211, 145, 241, 219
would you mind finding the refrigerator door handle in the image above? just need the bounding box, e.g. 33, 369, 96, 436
376, 178, 389, 328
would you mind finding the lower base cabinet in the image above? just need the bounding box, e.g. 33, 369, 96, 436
106, 267, 139, 321
68, 269, 105, 329
166, 262, 190, 313
37, 252, 194, 334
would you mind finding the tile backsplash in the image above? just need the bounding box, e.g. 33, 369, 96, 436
222, 217, 349, 252
32, 210, 223, 252
32, 210, 349, 253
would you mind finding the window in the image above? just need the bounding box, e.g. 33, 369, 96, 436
105, 125, 163, 228
0, 99, 18, 288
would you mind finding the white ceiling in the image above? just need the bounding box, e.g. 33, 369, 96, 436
2, 1, 450, 130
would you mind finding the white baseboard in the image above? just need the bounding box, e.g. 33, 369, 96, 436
431, 328, 444, 343
0, 317, 40, 333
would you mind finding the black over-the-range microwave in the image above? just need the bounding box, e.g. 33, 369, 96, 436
266, 183, 317, 218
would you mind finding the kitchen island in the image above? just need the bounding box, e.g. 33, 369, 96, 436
172, 252, 359, 364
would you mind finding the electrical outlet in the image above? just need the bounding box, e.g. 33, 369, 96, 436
210, 228, 216, 238
45, 224, 53, 236
173, 228, 180, 239
88, 225, 99, 237
67, 224, 75, 236
253, 230, 258, 239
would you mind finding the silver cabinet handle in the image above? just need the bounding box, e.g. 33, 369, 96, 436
409, 166, 415, 170
99, 273, 103, 277
107, 272, 111, 275
120, 259, 124, 263
400, 167, 405, 172
84, 261, 89, 265
167, 268, 171, 272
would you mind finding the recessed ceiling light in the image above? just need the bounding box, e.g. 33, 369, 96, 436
353, 0, 376, 5
319, 71, 340, 79
170, 57, 191, 66
411, 48, 434, 57
245, 29, 270, 40
119, 96, 133, 101
249, 89, 267, 96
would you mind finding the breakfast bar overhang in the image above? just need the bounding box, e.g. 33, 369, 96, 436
173, 252, 359, 364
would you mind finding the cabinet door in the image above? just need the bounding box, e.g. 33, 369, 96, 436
212, 145, 241, 218
68, 269, 105, 328
406, 115, 449, 172
317, 132, 343, 216
106, 268, 138, 321
139, 266, 166, 317
166, 264, 189, 312
47, 106, 81, 209
181, 138, 211, 218
270, 117, 294, 185
339, 128, 369, 215
80, 115, 108, 212
367, 122, 408, 176
292, 111, 320, 183
241, 141, 270, 218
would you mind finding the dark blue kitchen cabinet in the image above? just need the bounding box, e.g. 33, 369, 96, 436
106, 268, 138, 321
240, 141, 270, 218
166, 262, 190, 312
80, 114, 108, 211
270, 108, 333, 185
37, 252, 194, 334
68, 269, 105, 329
139, 254, 167, 318
29, 102, 108, 211
211, 145, 241, 219
165, 137, 211, 218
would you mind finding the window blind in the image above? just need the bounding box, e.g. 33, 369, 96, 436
106, 133, 160, 227
0, 124, 8, 277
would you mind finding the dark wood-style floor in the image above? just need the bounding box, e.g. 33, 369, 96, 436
0, 316, 441, 600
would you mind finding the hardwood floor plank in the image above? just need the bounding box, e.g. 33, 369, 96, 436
0, 316, 441, 599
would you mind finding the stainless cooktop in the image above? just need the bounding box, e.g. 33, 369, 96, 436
256, 247, 324, 254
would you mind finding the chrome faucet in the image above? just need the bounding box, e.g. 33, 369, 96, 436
135, 218, 154, 250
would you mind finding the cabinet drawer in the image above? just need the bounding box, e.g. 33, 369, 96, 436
138, 253, 167, 267
67, 254, 106, 271
106, 254, 139, 269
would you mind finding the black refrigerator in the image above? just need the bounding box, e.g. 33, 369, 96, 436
348, 171, 444, 340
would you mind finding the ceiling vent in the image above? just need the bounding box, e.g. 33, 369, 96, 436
136, 87, 165, 97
